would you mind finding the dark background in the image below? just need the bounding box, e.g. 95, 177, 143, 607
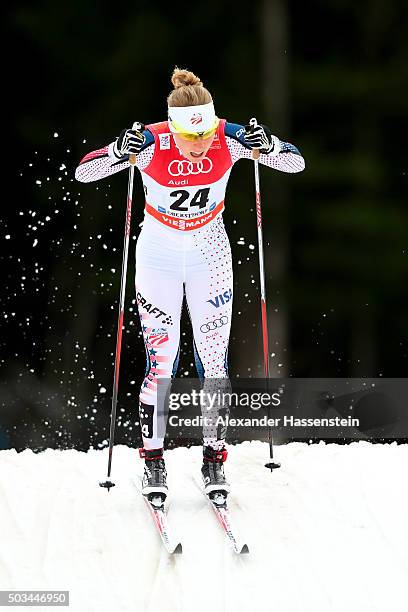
2, 0, 407, 450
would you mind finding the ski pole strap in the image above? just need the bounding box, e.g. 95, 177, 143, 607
139, 448, 164, 461
203, 446, 228, 463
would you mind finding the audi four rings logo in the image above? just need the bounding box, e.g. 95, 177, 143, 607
200, 316, 229, 333
168, 158, 213, 176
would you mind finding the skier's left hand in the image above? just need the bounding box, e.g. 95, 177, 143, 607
243, 123, 281, 156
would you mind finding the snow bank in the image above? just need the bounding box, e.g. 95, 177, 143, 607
0, 442, 407, 612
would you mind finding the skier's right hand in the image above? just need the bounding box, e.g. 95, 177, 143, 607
112, 124, 146, 158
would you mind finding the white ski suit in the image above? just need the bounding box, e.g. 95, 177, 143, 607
75, 119, 304, 449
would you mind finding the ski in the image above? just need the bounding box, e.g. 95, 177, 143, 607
142, 495, 182, 554
134, 479, 182, 554
206, 493, 249, 555
194, 478, 249, 555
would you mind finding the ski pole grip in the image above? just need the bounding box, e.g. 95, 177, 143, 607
129, 121, 144, 166
249, 117, 260, 160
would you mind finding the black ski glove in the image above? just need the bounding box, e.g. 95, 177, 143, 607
243, 122, 280, 155
113, 123, 146, 158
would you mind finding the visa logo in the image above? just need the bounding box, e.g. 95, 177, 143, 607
158, 206, 167, 213
207, 289, 232, 308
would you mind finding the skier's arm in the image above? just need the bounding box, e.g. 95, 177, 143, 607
75, 128, 155, 183
225, 122, 305, 173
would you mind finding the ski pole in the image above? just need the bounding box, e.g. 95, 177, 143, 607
100, 122, 143, 490
249, 117, 281, 472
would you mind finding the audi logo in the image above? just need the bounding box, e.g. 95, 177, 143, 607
200, 316, 229, 333
168, 158, 213, 176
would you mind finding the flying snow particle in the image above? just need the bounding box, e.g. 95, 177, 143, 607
99, 387, 107, 394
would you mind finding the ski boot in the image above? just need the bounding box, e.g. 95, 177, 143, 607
140, 448, 168, 507
201, 445, 230, 503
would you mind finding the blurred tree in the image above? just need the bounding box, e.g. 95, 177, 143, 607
290, 0, 408, 376
260, 0, 290, 377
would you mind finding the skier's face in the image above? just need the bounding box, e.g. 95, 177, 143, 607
172, 132, 216, 162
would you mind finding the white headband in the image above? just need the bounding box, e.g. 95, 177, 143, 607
168, 102, 216, 133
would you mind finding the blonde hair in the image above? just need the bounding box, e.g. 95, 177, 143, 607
167, 67, 212, 107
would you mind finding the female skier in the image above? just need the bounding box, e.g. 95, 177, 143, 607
75, 67, 304, 500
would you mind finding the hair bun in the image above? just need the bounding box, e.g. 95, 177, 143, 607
171, 68, 203, 89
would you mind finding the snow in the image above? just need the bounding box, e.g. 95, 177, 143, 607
0, 442, 407, 612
